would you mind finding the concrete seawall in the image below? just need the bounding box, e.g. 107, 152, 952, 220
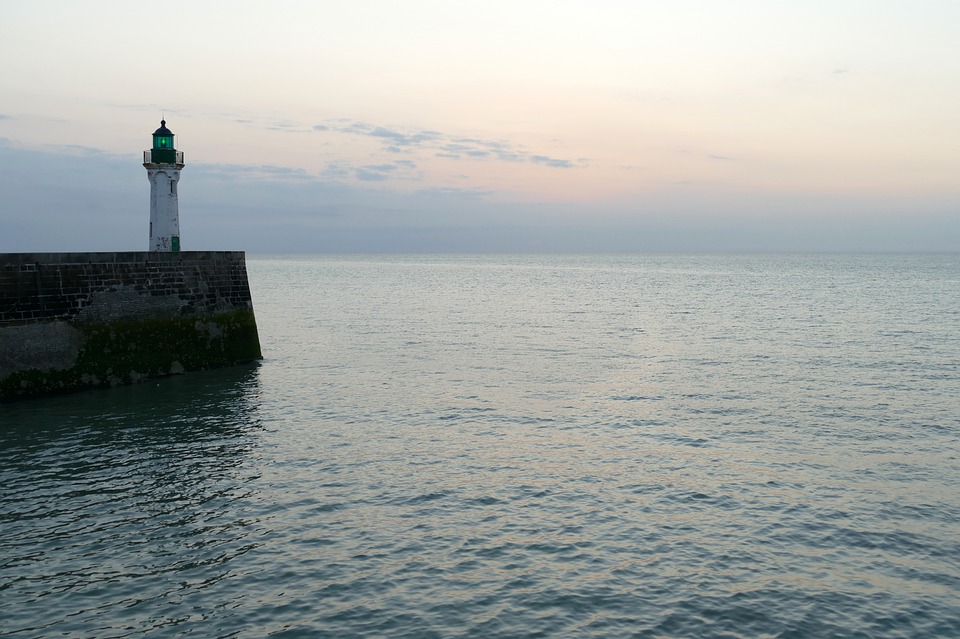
0, 251, 262, 402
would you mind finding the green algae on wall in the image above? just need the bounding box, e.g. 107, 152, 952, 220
1, 309, 261, 402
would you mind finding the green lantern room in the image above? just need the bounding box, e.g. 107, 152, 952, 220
151, 120, 177, 164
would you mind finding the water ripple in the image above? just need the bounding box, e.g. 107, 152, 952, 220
3, 254, 960, 637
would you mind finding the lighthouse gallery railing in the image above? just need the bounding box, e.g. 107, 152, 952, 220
143, 150, 184, 164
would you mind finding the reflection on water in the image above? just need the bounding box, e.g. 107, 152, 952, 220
0, 365, 265, 638
1, 363, 263, 444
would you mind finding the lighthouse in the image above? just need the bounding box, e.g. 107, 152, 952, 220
143, 120, 184, 252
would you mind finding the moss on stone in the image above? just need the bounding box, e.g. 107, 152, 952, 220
0, 309, 261, 402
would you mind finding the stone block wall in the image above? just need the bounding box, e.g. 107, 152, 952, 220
0, 252, 262, 401
0, 251, 255, 325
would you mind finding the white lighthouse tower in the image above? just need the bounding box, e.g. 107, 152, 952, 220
143, 120, 184, 252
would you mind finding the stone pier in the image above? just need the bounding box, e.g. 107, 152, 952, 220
0, 251, 262, 402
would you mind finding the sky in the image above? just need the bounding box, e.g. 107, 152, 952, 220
1, 0, 959, 252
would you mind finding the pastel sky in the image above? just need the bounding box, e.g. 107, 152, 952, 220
2, 0, 959, 252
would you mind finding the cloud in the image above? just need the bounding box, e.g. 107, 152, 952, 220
193, 163, 312, 181
367, 126, 442, 147
314, 118, 581, 170
329, 160, 421, 183
267, 119, 308, 133
343, 121, 375, 134
351, 161, 427, 183
680, 149, 736, 163
530, 155, 575, 169
356, 165, 395, 181
129, 110, 580, 181
320, 162, 352, 180
415, 186, 493, 199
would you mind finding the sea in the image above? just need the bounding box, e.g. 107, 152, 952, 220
2, 253, 959, 638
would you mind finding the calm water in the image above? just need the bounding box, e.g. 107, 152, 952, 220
2, 254, 959, 638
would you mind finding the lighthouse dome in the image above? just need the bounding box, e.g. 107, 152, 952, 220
153, 120, 174, 136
